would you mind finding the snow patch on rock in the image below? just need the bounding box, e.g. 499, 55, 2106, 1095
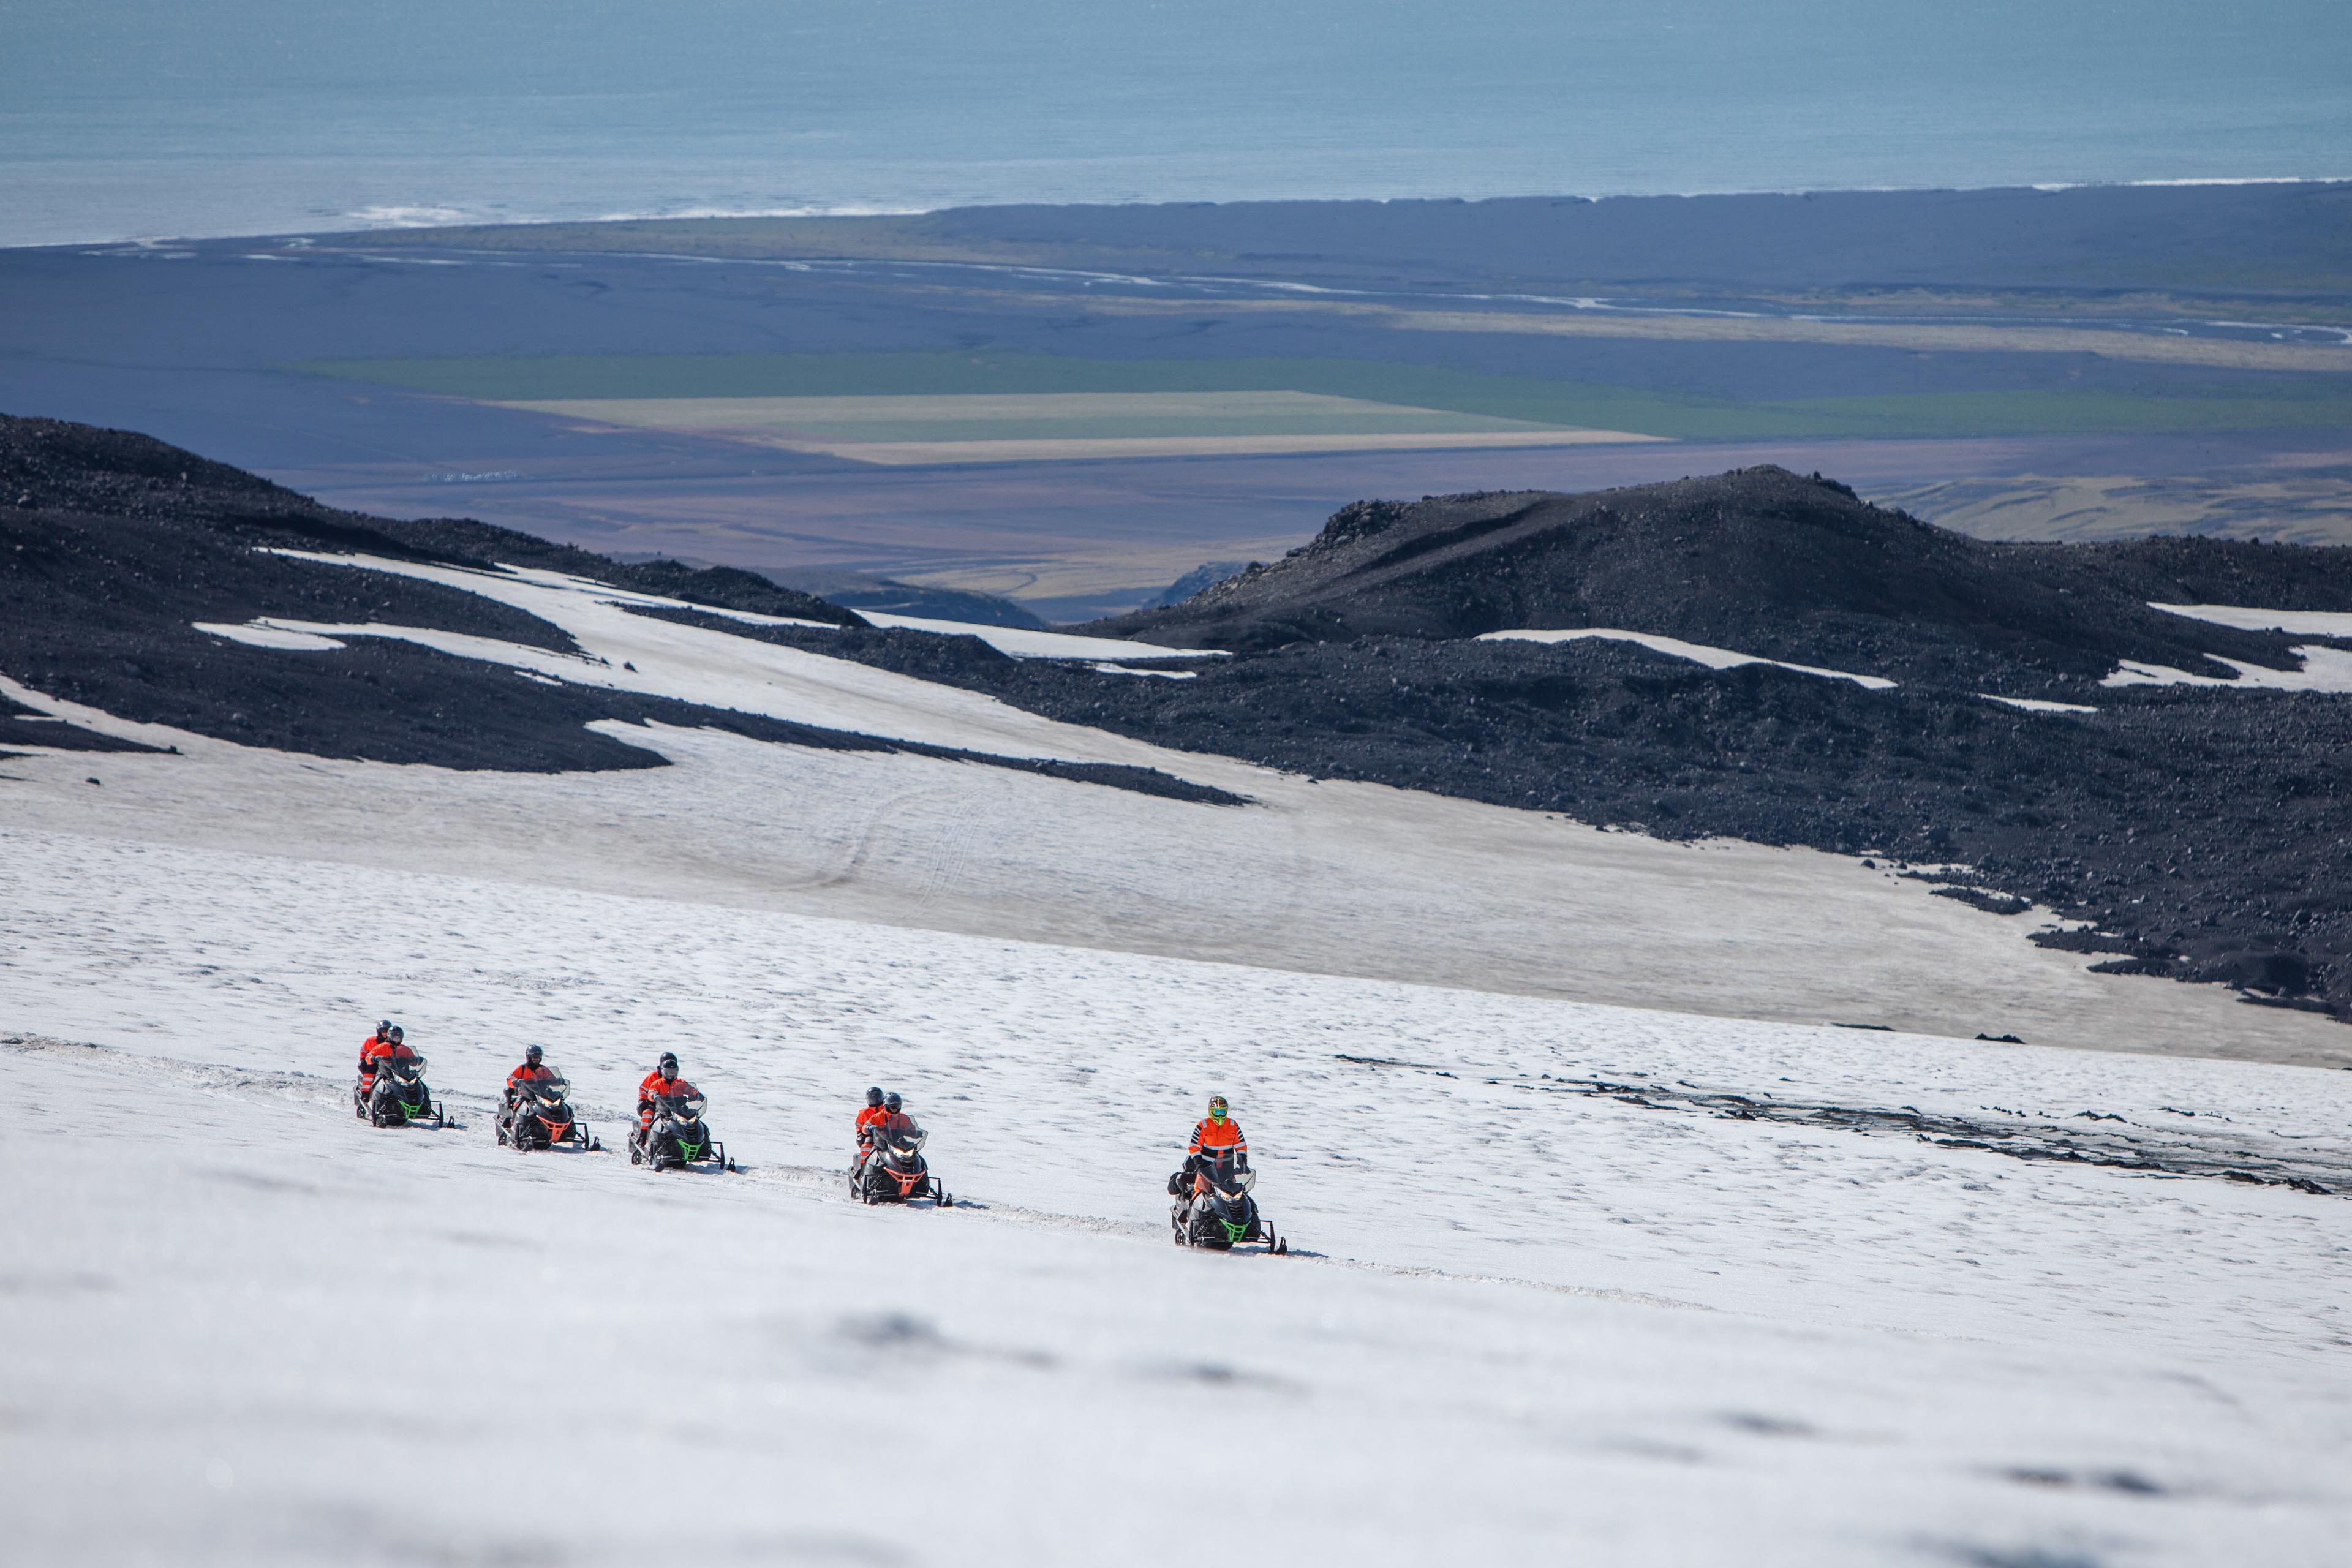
1981, 693, 2100, 715
2103, 649, 2352, 692
1477, 627, 1897, 689
191, 619, 347, 652
2152, 601, 2352, 638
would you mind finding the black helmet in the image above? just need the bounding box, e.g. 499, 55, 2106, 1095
865, 1086, 884, 1107
658, 1051, 678, 1074
525, 1044, 543, 1064
388, 1025, 404, 1043
376, 1019, 393, 1036
884, 1091, 902, 1113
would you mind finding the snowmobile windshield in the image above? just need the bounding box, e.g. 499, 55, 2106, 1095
662, 1091, 706, 1120
387, 1053, 426, 1082
885, 1129, 927, 1156
1216, 1167, 1257, 1197
528, 1076, 569, 1104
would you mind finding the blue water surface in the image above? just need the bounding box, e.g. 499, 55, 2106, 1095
3, 0, 2348, 245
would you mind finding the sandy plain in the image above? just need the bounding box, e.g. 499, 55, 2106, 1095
500, 390, 1665, 464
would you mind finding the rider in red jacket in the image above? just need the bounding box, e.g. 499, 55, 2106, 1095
851, 1085, 891, 1178
636, 1052, 711, 1167
638, 1053, 687, 1126
357, 1022, 403, 1095
357, 1020, 394, 1077
507, 1044, 549, 1093
500, 1044, 556, 1136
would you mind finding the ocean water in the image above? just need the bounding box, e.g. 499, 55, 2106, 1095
4, 0, 2349, 247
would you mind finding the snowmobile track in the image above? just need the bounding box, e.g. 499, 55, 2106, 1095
1334, 1054, 2352, 1196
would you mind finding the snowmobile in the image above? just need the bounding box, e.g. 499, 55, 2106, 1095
630, 1085, 733, 1172
499, 1072, 598, 1152
851, 1123, 952, 1207
361, 1047, 446, 1129
1170, 1147, 1285, 1253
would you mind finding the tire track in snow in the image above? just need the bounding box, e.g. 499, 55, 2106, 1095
1335, 1053, 2352, 1196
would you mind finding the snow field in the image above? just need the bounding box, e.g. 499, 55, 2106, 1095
13, 563, 2350, 1069
5, 827, 2351, 1564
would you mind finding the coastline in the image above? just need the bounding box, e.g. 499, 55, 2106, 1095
7, 173, 2351, 254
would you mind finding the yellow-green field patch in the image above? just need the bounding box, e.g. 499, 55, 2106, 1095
497, 391, 1665, 463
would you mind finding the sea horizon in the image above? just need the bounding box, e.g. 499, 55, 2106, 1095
15, 170, 2352, 254
8, 0, 2347, 251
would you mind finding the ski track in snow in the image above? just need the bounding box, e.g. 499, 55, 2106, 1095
4, 826, 2351, 1564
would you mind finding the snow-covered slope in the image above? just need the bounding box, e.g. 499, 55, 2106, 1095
6, 826, 2351, 1566
7, 528, 2352, 1562
3, 548, 2344, 1066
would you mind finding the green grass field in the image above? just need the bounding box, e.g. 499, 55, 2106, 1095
295, 350, 2352, 442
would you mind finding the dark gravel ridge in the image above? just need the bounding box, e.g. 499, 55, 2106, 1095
1, 413, 867, 629
1091, 467, 2352, 694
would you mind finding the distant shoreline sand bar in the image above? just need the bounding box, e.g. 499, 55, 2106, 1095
498, 390, 1668, 464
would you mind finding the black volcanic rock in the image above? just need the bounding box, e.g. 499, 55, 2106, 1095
0, 413, 868, 629
0, 414, 1242, 801
1091, 467, 2351, 696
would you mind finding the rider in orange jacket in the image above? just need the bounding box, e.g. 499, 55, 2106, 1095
1174, 1095, 1247, 1193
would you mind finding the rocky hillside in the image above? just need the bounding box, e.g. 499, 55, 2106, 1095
0, 413, 878, 769
748, 472, 2352, 1022
1096, 467, 2352, 695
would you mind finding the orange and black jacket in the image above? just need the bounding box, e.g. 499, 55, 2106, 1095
1188, 1117, 1246, 1156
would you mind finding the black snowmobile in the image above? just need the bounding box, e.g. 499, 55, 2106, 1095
630, 1084, 733, 1172
361, 1047, 446, 1129
499, 1071, 598, 1152
851, 1123, 952, 1207
1169, 1147, 1285, 1253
